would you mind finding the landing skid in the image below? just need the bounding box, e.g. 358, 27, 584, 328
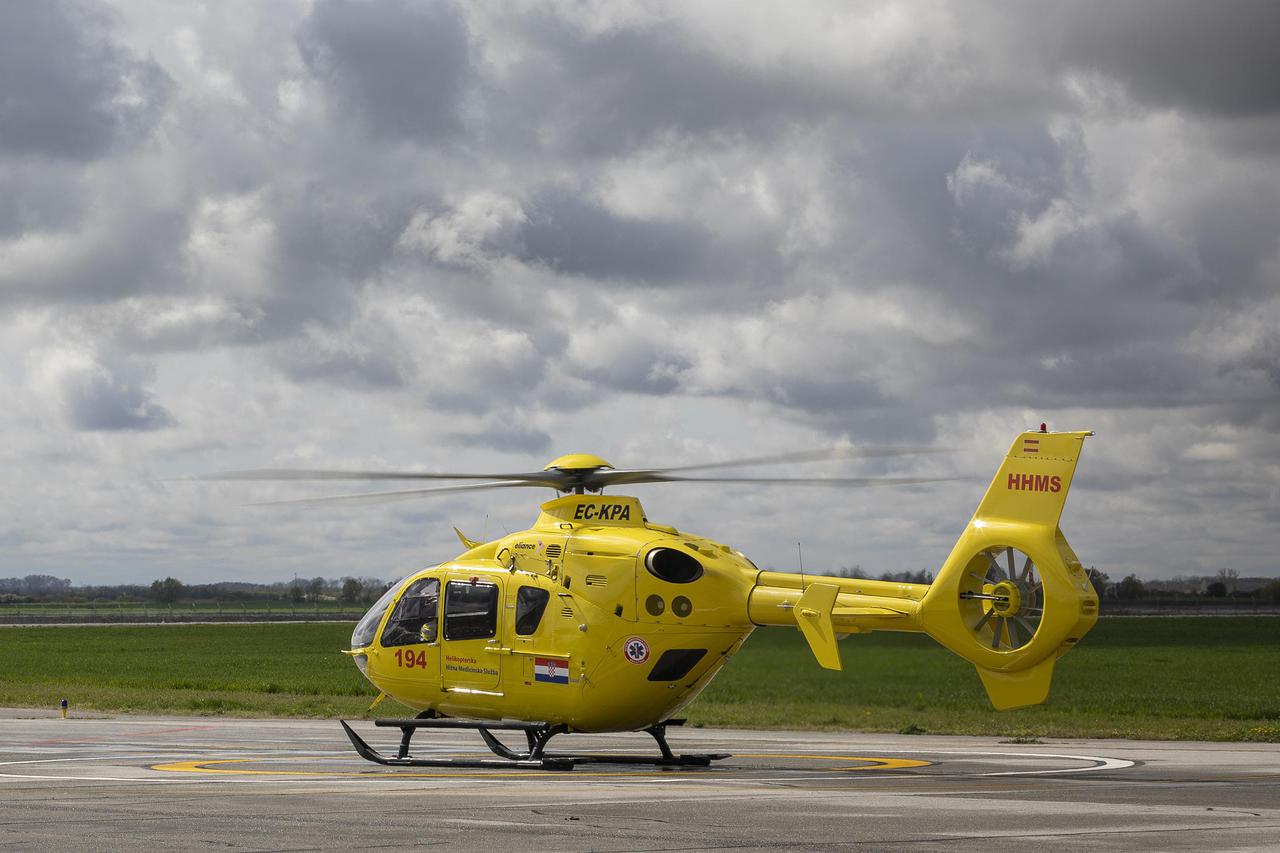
340, 716, 730, 771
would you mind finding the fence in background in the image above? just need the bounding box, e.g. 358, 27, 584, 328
0, 601, 367, 624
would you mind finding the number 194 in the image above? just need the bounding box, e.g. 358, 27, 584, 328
394, 649, 428, 668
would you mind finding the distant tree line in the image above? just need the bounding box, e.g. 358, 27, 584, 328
4, 567, 1279, 607
0, 574, 394, 606
1086, 567, 1280, 604
834, 565, 935, 584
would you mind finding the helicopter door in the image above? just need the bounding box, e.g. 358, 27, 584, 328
440, 577, 504, 693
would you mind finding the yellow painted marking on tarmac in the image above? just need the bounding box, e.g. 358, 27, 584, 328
738, 753, 931, 770
155, 759, 362, 776
153, 753, 929, 777
152, 758, 655, 779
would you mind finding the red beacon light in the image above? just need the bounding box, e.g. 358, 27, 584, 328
1040, 423, 1048, 433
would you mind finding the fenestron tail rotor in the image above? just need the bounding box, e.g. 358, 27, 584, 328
192, 443, 956, 507
958, 546, 1044, 652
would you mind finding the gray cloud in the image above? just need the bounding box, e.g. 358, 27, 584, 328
33, 348, 176, 432
261, 185, 416, 331
448, 426, 552, 455
1247, 337, 1280, 390
66, 375, 175, 432
0, 0, 171, 160
0, 160, 86, 237
1052, 1, 1280, 118
490, 17, 802, 156
520, 188, 722, 283
273, 334, 407, 390
298, 0, 472, 142
564, 328, 690, 395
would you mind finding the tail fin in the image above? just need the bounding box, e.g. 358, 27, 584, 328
971, 430, 1089, 528
918, 429, 1098, 709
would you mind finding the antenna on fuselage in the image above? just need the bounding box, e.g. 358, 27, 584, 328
797, 541, 806, 590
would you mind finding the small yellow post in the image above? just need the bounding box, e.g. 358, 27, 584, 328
60, 698, 68, 719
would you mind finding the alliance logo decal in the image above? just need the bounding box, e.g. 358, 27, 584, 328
623, 636, 650, 664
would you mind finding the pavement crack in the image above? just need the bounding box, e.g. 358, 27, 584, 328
1205, 807, 1264, 817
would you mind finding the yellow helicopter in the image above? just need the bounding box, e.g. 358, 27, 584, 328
212, 427, 1098, 770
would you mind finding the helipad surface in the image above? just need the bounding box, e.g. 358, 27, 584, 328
2, 711, 1277, 850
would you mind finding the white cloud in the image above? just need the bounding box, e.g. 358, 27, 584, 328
1003, 198, 1096, 270
397, 191, 527, 267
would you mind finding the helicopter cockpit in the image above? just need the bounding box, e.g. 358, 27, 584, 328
350, 569, 557, 653
380, 576, 440, 646
350, 574, 443, 650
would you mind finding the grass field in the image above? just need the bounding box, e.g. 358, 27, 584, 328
1, 600, 365, 617
1, 618, 1277, 741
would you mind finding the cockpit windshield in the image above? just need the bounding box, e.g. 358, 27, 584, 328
350, 578, 407, 650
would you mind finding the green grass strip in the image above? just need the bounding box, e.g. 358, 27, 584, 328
2, 617, 1276, 741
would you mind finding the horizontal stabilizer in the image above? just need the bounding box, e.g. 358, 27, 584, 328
795, 583, 843, 671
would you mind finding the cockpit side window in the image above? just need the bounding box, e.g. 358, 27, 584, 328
380, 577, 440, 647
514, 586, 550, 636
444, 581, 499, 641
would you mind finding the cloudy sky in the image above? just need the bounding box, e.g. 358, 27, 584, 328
2, 0, 1278, 586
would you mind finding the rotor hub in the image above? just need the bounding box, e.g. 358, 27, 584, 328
543, 454, 613, 472
988, 580, 1022, 617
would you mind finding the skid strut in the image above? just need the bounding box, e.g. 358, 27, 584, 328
340, 716, 730, 771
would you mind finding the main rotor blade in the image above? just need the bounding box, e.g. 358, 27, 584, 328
248, 473, 962, 506
612, 444, 952, 477
593, 474, 963, 488
195, 443, 952, 490
252, 480, 544, 507
194, 468, 560, 484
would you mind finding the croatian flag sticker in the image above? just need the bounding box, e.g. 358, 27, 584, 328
534, 657, 569, 684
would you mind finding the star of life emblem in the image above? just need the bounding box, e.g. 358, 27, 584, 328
623, 636, 650, 664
